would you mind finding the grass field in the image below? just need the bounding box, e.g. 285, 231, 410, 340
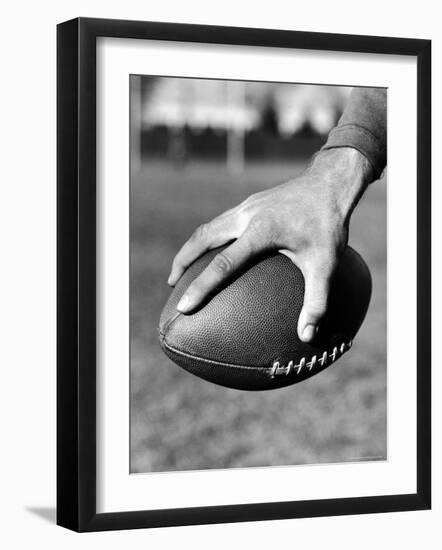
130, 159, 387, 473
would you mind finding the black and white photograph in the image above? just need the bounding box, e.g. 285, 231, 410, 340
130, 76, 387, 473
0, 0, 437, 544
55, 16, 431, 533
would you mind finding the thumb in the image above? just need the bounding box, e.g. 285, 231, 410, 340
297, 261, 333, 343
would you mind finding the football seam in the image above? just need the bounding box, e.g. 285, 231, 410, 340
160, 336, 353, 378
160, 338, 269, 372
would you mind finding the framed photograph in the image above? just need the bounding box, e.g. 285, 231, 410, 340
57, 17, 431, 532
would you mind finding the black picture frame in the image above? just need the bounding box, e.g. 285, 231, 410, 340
57, 17, 431, 532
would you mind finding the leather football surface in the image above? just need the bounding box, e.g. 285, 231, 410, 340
159, 246, 372, 391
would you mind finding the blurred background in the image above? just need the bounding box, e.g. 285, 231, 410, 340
130, 76, 386, 473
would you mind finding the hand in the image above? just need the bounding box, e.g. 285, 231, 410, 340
168, 148, 373, 342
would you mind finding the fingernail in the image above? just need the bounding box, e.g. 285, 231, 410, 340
177, 294, 190, 312
302, 324, 317, 342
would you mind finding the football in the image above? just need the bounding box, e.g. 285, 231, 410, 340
159, 246, 372, 391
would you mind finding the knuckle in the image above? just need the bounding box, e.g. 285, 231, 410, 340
238, 197, 252, 211
240, 192, 260, 208
247, 215, 279, 246
192, 223, 210, 244
234, 196, 260, 228
189, 280, 203, 295
187, 277, 205, 296
249, 213, 273, 232
211, 252, 234, 275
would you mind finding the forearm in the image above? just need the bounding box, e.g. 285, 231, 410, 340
306, 147, 374, 223
320, 87, 387, 180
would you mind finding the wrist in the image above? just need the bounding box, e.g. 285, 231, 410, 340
308, 147, 373, 221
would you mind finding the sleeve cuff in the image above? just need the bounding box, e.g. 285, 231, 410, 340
321, 124, 386, 179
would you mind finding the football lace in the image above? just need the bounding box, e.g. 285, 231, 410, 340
269, 340, 352, 378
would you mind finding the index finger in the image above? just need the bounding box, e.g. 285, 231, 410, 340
176, 232, 258, 313
168, 215, 236, 286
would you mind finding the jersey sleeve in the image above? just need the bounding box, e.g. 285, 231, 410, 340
321, 87, 387, 179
